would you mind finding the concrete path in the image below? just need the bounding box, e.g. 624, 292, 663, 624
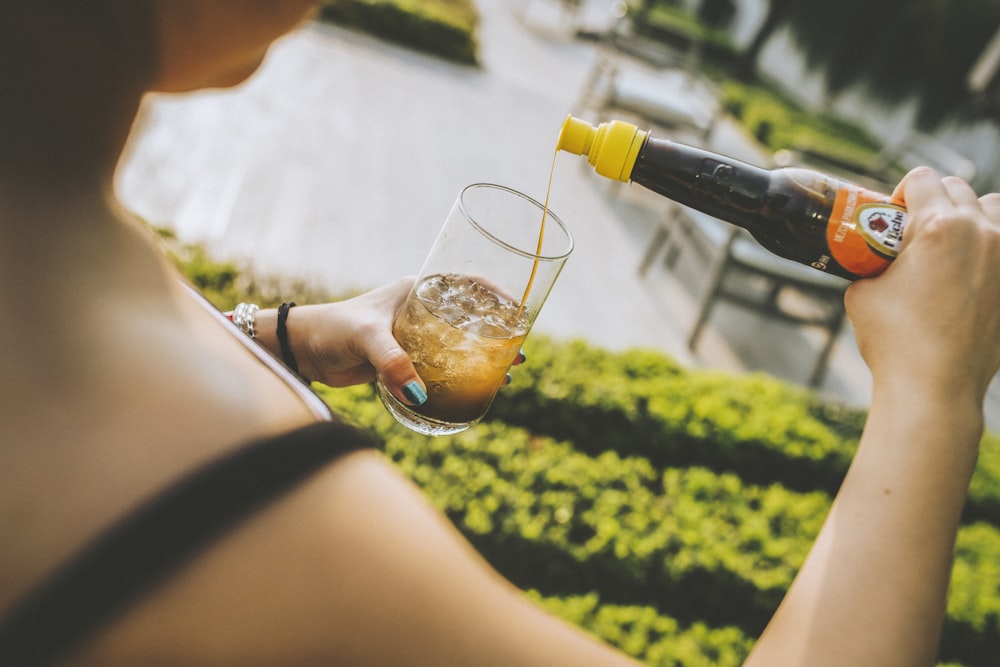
114, 0, 1000, 429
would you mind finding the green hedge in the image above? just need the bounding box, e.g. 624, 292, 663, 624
944, 524, 1000, 661
317, 381, 1000, 667
528, 591, 754, 667
530, 591, 968, 667
319, 0, 479, 65
718, 78, 884, 175
628, 1, 739, 69
488, 336, 1000, 529
385, 419, 826, 633
161, 228, 350, 310
489, 338, 855, 493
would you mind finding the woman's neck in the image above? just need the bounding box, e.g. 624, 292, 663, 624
0, 180, 177, 326
0, 0, 162, 295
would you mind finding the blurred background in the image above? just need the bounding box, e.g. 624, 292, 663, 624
117, 0, 1000, 428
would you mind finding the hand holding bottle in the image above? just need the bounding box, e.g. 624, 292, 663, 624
746, 167, 1000, 667
845, 167, 1000, 406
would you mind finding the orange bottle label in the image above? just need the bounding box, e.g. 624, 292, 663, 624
826, 185, 906, 277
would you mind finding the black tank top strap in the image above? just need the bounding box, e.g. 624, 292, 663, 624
0, 420, 379, 666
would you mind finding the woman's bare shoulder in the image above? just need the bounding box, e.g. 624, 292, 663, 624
67, 449, 639, 667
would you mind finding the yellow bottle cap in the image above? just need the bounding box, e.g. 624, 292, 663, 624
557, 115, 648, 182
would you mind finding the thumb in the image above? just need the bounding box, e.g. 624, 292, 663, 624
370, 337, 427, 407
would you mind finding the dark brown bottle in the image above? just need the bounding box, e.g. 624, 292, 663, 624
558, 115, 907, 280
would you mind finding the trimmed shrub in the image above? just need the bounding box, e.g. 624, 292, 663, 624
490, 335, 1000, 530
319, 0, 479, 65
528, 591, 754, 667
489, 336, 858, 493
316, 384, 1000, 665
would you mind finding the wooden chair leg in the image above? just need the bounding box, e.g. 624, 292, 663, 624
638, 225, 671, 276
764, 280, 782, 309
575, 52, 615, 114
807, 303, 847, 388
688, 230, 737, 351
639, 203, 687, 276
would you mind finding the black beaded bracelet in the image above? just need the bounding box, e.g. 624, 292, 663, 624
276, 302, 300, 376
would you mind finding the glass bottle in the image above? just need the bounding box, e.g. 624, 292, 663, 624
557, 115, 907, 280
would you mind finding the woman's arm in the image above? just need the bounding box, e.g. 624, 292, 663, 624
745, 168, 1000, 666
250, 278, 429, 406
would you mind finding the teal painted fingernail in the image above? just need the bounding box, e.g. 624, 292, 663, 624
402, 381, 427, 406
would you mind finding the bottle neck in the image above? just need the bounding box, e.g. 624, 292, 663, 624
629, 136, 773, 231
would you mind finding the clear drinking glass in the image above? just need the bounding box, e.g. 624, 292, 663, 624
377, 183, 573, 436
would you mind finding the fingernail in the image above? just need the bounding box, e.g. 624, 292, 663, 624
516, 349, 526, 363
502, 372, 512, 387
402, 381, 427, 406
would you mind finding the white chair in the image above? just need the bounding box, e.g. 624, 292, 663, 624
513, 0, 591, 34
574, 12, 722, 142
639, 202, 850, 388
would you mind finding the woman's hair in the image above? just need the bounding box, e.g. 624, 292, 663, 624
0, 0, 159, 181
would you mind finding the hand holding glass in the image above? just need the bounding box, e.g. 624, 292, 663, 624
377, 183, 573, 435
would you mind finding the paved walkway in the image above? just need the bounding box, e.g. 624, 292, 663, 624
115, 0, 1000, 429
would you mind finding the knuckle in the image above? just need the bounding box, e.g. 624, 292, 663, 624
377, 346, 412, 372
